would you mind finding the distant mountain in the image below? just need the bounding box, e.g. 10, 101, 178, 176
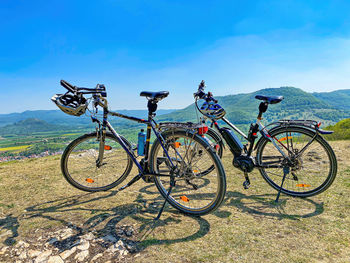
1, 87, 349, 132
0, 109, 176, 127
0, 118, 70, 135
313, 89, 350, 110
158, 87, 350, 127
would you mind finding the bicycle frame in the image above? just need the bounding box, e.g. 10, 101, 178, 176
210, 116, 290, 161
96, 108, 176, 177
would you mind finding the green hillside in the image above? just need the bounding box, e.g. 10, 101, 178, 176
313, 89, 350, 110
0, 118, 71, 135
325, 118, 350, 140
158, 87, 350, 127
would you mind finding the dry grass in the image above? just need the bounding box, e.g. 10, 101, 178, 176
0, 141, 349, 262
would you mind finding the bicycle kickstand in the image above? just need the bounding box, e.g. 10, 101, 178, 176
275, 167, 290, 203
154, 176, 175, 220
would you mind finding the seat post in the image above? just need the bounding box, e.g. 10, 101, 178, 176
147, 100, 158, 117
257, 102, 268, 120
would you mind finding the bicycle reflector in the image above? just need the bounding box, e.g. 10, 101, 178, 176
198, 125, 208, 135
174, 142, 181, 148
278, 136, 292, 142
180, 196, 190, 202
296, 184, 311, 187
86, 178, 95, 183
104, 145, 112, 150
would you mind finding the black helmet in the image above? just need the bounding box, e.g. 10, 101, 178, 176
51, 93, 88, 116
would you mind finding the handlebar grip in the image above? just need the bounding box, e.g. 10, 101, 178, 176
60, 80, 76, 93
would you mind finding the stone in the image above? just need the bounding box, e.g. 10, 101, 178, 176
91, 253, 103, 262
82, 232, 95, 241
107, 240, 128, 255
28, 249, 41, 258
70, 239, 81, 248
47, 256, 64, 263
47, 237, 58, 245
74, 250, 89, 262
59, 246, 77, 260
77, 241, 90, 251
34, 250, 52, 263
60, 228, 74, 239
0, 230, 12, 238
0, 246, 8, 255
18, 251, 27, 260
15, 240, 29, 248
125, 230, 133, 237
102, 234, 118, 243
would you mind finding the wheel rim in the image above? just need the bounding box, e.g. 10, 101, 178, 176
64, 135, 131, 190
152, 133, 222, 212
258, 128, 334, 196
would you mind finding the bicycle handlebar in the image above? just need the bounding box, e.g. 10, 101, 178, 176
194, 80, 218, 103
60, 80, 76, 93
60, 80, 107, 97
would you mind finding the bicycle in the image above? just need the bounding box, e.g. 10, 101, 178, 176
52, 80, 226, 219
193, 81, 337, 202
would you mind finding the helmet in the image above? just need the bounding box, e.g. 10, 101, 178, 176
51, 93, 88, 116
199, 101, 226, 120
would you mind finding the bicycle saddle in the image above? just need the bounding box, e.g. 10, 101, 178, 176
140, 91, 169, 102
255, 95, 284, 104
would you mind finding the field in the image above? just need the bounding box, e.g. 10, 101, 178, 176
0, 141, 349, 262
0, 145, 32, 153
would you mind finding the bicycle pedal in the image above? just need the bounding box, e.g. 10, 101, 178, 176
243, 180, 250, 189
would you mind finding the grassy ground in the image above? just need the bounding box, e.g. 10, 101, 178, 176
0, 141, 349, 262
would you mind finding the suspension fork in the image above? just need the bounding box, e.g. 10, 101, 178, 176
96, 112, 108, 167
96, 128, 106, 167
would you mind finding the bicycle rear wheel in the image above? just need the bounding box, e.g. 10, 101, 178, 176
149, 130, 226, 216
256, 126, 337, 197
61, 132, 133, 192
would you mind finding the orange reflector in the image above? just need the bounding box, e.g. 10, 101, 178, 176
180, 196, 189, 202
215, 144, 220, 151
278, 136, 292, 142
174, 142, 181, 148
296, 184, 311, 187
193, 170, 199, 173
86, 178, 95, 183
104, 145, 112, 150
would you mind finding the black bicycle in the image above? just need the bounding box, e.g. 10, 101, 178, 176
52, 80, 226, 218
193, 81, 337, 202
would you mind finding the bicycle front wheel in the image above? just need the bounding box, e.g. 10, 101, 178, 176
256, 126, 337, 197
61, 132, 133, 192
150, 130, 226, 216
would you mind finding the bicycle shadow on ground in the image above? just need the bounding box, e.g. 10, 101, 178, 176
1, 187, 210, 253
0, 214, 19, 246
214, 191, 324, 220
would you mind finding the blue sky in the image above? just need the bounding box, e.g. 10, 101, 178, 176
1, 0, 350, 113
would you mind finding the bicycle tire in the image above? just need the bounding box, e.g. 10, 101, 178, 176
256, 125, 337, 197
149, 130, 226, 216
61, 132, 133, 192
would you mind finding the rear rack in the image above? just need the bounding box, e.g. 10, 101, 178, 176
267, 119, 334, 135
